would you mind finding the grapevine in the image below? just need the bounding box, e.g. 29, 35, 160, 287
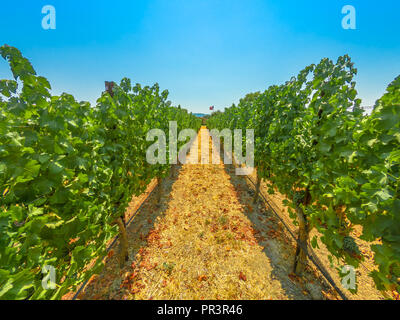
0, 45, 201, 299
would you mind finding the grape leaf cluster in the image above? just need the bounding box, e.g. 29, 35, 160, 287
208, 56, 399, 295
0, 46, 201, 299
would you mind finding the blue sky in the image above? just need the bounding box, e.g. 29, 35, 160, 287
0, 0, 399, 113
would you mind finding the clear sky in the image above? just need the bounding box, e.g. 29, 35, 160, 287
0, 0, 399, 113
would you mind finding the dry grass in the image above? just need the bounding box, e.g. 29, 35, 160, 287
78, 127, 333, 300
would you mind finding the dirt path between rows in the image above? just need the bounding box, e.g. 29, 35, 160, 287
78, 127, 335, 300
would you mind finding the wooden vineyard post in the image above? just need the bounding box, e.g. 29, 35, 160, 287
105, 81, 115, 97
170, 165, 176, 178
253, 174, 261, 204
116, 217, 129, 267
157, 177, 162, 202
293, 205, 310, 275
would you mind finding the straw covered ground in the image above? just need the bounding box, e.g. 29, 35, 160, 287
78, 127, 336, 300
